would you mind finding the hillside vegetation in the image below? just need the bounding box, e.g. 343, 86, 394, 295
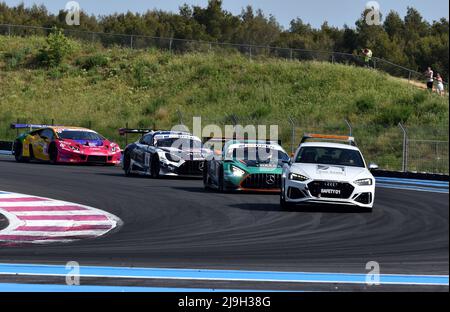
0, 34, 448, 171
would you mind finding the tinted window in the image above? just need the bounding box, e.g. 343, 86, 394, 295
155, 138, 202, 149
40, 129, 55, 140
295, 147, 365, 168
58, 130, 104, 141
140, 134, 153, 145
227, 147, 290, 163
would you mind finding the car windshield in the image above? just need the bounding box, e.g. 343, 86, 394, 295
295, 146, 365, 168
227, 147, 290, 163
155, 138, 202, 149
58, 130, 104, 141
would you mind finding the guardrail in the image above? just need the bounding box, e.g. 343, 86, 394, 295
0, 23, 448, 93
0, 141, 13, 155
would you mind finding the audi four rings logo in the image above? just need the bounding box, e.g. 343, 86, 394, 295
324, 182, 338, 187
266, 174, 276, 185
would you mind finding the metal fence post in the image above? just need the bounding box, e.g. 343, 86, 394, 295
290, 49, 293, 61
249, 46, 252, 60
344, 119, 352, 136
169, 38, 173, 52
130, 35, 134, 49
288, 116, 296, 155
399, 123, 408, 172
177, 109, 184, 125
125, 122, 129, 147
8, 24, 11, 37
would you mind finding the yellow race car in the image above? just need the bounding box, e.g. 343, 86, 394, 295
12, 123, 121, 165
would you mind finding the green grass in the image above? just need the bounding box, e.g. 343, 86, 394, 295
0, 35, 448, 172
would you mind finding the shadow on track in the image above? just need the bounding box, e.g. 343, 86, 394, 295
96, 173, 202, 181
230, 203, 373, 213
171, 187, 280, 195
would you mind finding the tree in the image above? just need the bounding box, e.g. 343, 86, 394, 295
37, 27, 73, 67
384, 11, 404, 39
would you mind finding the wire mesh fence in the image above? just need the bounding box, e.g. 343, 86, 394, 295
0, 24, 448, 173
0, 116, 448, 174
0, 23, 448, 93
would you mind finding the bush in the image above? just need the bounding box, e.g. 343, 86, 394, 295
143, 98, 167, 115
75, 54, 109, 70
3, 47, 31, 70
355, 96, 376, 113
376, 105, 414, 125
37, 28, 73, 67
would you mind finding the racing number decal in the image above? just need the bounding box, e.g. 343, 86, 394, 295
145, 152, 151, 167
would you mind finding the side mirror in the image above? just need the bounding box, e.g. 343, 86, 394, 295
368, 163, 379, 170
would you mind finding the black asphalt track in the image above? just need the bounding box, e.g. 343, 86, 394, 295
0, 155, 448, 291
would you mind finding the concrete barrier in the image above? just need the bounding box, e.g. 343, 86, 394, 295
0, 141, 13, 155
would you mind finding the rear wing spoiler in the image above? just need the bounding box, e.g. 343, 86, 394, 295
300, 133, 356, 146
10, 123, 56, 130
203, 137, 282, 149
118, 128, 153, 136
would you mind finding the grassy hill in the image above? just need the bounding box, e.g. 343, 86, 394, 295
0, 35, 448, 171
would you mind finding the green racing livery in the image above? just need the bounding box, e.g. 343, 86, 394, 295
203, 139, 290, 192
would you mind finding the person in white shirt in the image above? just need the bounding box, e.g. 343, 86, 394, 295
436, 73, 445, 96
425, 67, 434, 91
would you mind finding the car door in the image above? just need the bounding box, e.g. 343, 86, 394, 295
33, 128, 54, 161
133, 134, 153, 170
28, 129, 45, 160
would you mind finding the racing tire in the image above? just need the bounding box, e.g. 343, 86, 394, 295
123, 153, 133, 176
280, 195, 293, 210
218, 165, 226, 193
48, 143, 59, 165
150, 156, 160, 179
203, 161, 211, 190
13, 141, 29, 163
280, 183, 293, 210
28, 144, 35, 160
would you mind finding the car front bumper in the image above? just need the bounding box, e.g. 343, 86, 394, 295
283, 178, 375, 208
57, 149, 121, 165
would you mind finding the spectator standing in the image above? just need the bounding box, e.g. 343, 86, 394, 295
362, 48, 373, 68
436, 73, 445, 96
425, 67, 434, 91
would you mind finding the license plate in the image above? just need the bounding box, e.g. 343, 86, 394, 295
320, 189, 341, 195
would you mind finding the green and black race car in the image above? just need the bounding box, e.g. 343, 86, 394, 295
203, 139, 290, 192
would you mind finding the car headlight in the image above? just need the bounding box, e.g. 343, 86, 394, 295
111, 145, 120, 153
231, 165, 245, 177
354, 178, 373, 186
165, 153, 181, 163
289, 173, 309, 182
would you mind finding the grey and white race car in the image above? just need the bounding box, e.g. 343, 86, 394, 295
121, 130, 210, 178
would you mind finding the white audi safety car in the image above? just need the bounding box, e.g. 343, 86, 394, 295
280, 134, 377, 209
